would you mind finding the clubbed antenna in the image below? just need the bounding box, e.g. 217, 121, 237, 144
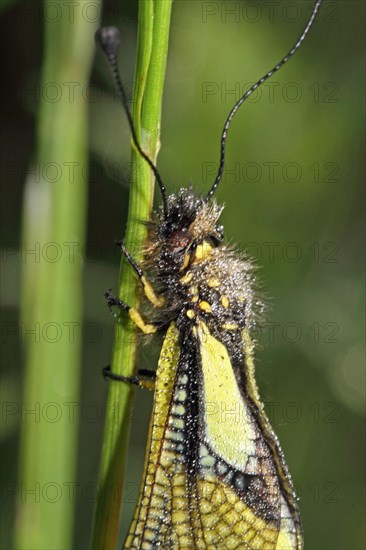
95, 27, 169, 218
206, 0, 323, 202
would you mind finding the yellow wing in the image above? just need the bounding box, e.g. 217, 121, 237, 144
124, 321, 302, 549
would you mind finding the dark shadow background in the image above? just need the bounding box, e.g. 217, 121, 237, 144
1, 1, 365, 549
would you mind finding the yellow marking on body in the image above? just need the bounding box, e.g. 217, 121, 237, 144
193, 240, 213, 262
179, 271, 193, 285
141, 275, 165, 307
199, 300, 212, 313
128, 308, 157, 334
208, 277, 220, 288
197, 321, 256, 470
191, 295, 199, 303
180, 251, 191, 271
186, 309, 195, 319
222, 322, 238, 330
221, 295, 230, 308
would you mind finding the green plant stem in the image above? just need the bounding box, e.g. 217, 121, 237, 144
17, 3, 100, 549
90, 1, 172, 548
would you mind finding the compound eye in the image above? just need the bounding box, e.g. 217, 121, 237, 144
168, 228, 192, 254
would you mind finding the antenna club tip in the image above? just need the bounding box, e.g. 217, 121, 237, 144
95, 27, 120, 57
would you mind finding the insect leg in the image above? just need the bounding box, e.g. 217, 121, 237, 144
117, 241, 165, 308
103, 365, 156, 390
104, 289, 157, 334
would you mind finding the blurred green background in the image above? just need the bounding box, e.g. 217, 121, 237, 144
1, 1, 364, 549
